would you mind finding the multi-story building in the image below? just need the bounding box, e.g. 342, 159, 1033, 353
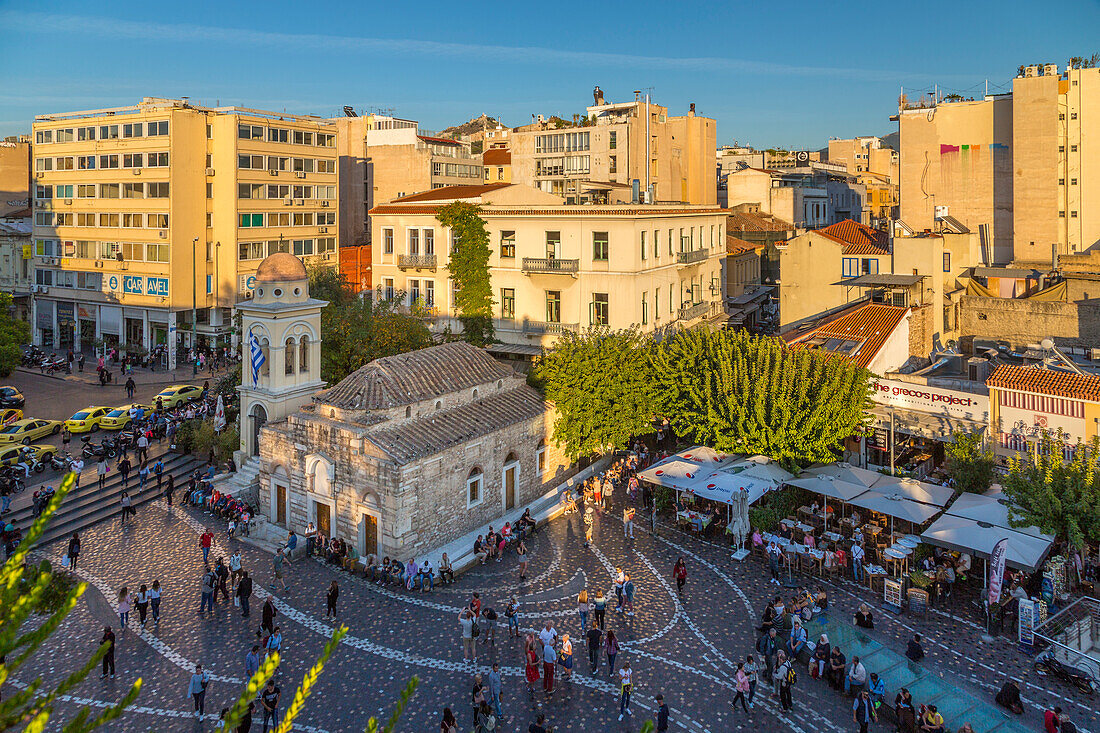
987, 364, 1100, 461
332, 113, 482, 248
0, 208, 32, 321
509, 88, 716, 205
482, 147, 512, 184
0, 137, 31, 217
29, 97, 338, 364
369, 183, 727, 352
725, 167, 830, 228
827, 136, 899, 180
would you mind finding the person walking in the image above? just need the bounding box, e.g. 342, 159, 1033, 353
117, 456, 132, 489
245, 645, 262, 678
459, 609, 477, 663
593, 591, 607, 630
165, 473, 174, 507
260, 597, 277, 637
154, 459, 164, 492
200, 529, 214, 564
524, 635, 541, 693
199, 568, 215, 617
655, 694, 670, 732
559, 633, 574, 680
853, 689, 876, 733
125, 376, 136, 401
229, 551, 243, 587
586, 624, 603, 674
326, 580, 339, 619
617, 661, 633, 721
237, 571, 253, 618
260, 678, 281, 732
577, 590, 589, 631
119, 492, 133, 525
757, 628, 778, 684
773, 651, 793, 711
214, 557, 230, 604
624, 575, 636, 617
745, 655, 759, 708
623, 506, 635, 539
851, 541, 865, 583
188, 664, 210, 718
516, 539, 529, 580
66, 532, 80, 571
606, 630, 619, 677
673, 558, 687, 596
134, 584, 150, 628
100, 626, 116, 679
470, 674, 486, 729
541, 634, 556, 695
150, 580, 162, 624
61, 425, 71, 454
487, 663, 504, 721
137, 461, 149, 490
97, 457, 108, 490
69, 455, 83, 488
505, 597, 520, 638
117, 587, 130, 631
271, 548, 288, 593
732, 661, 751, 713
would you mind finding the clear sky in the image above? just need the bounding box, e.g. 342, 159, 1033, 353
1, 0, 1098, 148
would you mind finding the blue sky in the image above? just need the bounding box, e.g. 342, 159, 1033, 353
1, 1, 1098, 148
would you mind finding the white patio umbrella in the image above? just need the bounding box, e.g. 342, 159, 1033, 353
846, 490, 942, 535
869, 475, 954, 508
785, 474, 869, 532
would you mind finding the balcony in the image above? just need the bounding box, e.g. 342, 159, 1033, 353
676, 249, 709, 266
522, 320, 579, 336
397, 254, 437, 270
678, 301, 711, 322
522, 257, 579, 275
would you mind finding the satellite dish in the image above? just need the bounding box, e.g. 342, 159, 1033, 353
1041, 338, 1054, 350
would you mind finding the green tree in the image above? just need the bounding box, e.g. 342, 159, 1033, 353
944, 430, 994, 494
309, 266, 433, 385
1001, 432, 1100, 549
534, 328, 657, 460
651, 329, 871, 468
0, 292, 30, 377
436, 202, 494, 346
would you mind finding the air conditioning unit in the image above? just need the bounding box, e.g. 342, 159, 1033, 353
64, 199, 72, 205
1043, 64, 1059, 76
38, 286, 48, 295
283, 199, 292, 206
269, 169, 279, 176
205, 167, 215, 176
318, 227, 328, 234
1090, 348, 1100, 362
132, 168, 141, 175
320, 200, 329, 207
293, 198, 304, 206
1024, 65, 1038, 77
295, 172, 306, 179
158, 230, 167, 238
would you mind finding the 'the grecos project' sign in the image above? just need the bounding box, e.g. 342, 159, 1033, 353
871, 379, 989, 421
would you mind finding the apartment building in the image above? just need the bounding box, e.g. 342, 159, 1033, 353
30, 97, 338, 365
483, 147, 512, 183
509, 88, 716, 205
827, 136, 899, 181
0, 210, 32, 320
332, 113, 482, 248
0, 137, 31, 216
369, 183, 727, 351
725, 167, 830, 228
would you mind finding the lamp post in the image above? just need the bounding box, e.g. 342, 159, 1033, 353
192, 236, 198, 375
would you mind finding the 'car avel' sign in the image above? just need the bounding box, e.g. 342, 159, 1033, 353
871, 378, 989, 422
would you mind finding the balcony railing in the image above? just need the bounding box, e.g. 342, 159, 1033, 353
522, 257, 579, 275
522, 320, 580, 335
678, 301, 711, 321
397, 254, 437, 270
676, 249, 709, 265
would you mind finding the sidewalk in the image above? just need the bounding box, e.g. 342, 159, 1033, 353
16, 363, 225, 387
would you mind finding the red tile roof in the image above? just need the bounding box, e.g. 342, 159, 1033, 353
389, 183, 512, 203
482, 148, 511, 165
417, 135, 461, 146
784, 303, 908, 369
987, 364, 1100, 402
726, 211, 794, 233
818, 219, 890, 255
726, 235, 765, 255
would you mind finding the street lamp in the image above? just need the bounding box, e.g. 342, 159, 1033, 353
192, 236, 198, 376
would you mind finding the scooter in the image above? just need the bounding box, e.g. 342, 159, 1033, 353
18, 447, 47, 474
1034, 648, 1098, 694
80, 436, 117, 460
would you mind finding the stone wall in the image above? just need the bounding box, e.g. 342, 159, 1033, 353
959, 295, 1100, 350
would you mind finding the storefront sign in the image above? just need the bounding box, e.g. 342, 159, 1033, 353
239, 274, 257, 294
56, 302, 75, 328
146, 277, 169, 296
104, 274, 121, 294
867, 426, 890, 451
883, 577, 903, 612
872, 379, 989, 422
123, 275, 144, 294
907, 588, 929, 615
77, 305, 95, 320
1017, 598, 1036, 647
21, 244, 31, 259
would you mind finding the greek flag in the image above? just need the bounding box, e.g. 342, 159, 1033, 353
249, 330, 265, 384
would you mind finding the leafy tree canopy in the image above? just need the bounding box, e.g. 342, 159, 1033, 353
0, 292, 29, 377
534, 328, 657, 460
944, 430, 995, 494
436, 202, 494, 345
1001, 431, 1100, 549
650, 329, 872, 469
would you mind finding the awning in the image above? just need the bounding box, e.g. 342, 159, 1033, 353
943, 492, 1053, 540
869, 406, 986, 441
638, 449, 787, 507
637, 458, 706, 491
869, 475, 954, 507
847, 491, 942, 524
786, 474, 869, 502
801, 462, 881, 489
920, 514, 1053, 571
837, 273, 925, 287
727, 286, 773, 306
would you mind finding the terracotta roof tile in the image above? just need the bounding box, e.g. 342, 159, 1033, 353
784, 303, 908, 369
726, 212, 794, 233
388, 183, 512, 204
818, 219, 890, 255
482, 148, 511, 165
987, 364, 1100, 402
417, 134, 461, 146
726, 235, 765, 255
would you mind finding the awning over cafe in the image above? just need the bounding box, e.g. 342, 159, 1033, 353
869, 406, 987, 442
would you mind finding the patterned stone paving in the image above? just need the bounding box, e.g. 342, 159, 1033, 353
17, 492, 1099, 732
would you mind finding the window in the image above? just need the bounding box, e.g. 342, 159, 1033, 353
546, 231, 560, 259
76, 185, 95, 198
842, 257, 859, 278
122, 183, 144, 199
609, 155, 617, 174
99, 184, 120, 199
206, 183, 213, 198
423, 279, 435, 307
466, 468, 483, 508
35, 184, 51, 200
33, 239, 57, 256
408, 279, 421, 304
316, 185, 335, 199
122, 123, 143, 138
123, 153, 143, 168
317, 133, 335, 147
147, 120, 168, 136
382, 277, 394, 300
146, 243, 169, 262
292, 185, 312, 199
267, 184, 290, 200
943, 252, 951, 273
1060, 178, 1066, 185
268, 238, 289, 254
317, 211, 335, 225
97, 213, 119, 227
591, 293, 609, 326
668, 228, 674, 256
239, 154, 264, 169
53, 212, 72, 226
501, 288, 515, 319
99, 125, 119, 140
1071, 178, 1078, 186
609, 131, 617, 150
546, 291, 561, 323
1059, 210, 1066, 218
655, 287, 661, 320
641, 291, 648, 325
99, 154, 119, 169
239, 124, 264, 140
77, 155, 95, 170
35, 157, 52, 172
592, 232, 609, 261
292, 130, 314, 145
293, 239, 314, 256
317, 159, 335, 173
1071, 211, 1078, 218
862, 258, 879, 275
292, 212, 314, 226
536, 441, 547, 474
147, 182, 169, 198
121, 242, 144, 260
1071, 145, 1078, 152
292, 157, 315, 173
383, 228, 394, 254
640, 231, 646, 260
77, 126, 95, 141
54, 184, 73, 199
147, 152, 168, 167
147, 213, 169, 228
239, 183, 264, 199
268, 156, 288, 171
239, 213, 264, 228
408, 228, 419, 255
423, 228, 434, 255
500, 231, 516, 258
122, 213, 143, 228
268, 127, 288, 143
55, 156, 74, 170
268, 212, 290, 226
35, 129, 52, 144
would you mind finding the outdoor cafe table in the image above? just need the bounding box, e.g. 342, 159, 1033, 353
864, 564, 888, 592
861, 524, 884, 537
900, 534, 922, 547
781, 518, 816, 534
677, 510, 713, 531
822, 531, 842, 544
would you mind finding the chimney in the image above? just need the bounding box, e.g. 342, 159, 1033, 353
593, 86, 605, 106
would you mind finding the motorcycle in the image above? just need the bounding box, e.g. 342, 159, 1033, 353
21, 346, 44, 367
0, 467, 27, 494
1034, 648, 1098, 694
40, 356, 66, 374
80, 436, 117, 460
18, 447, 47, 474
47, 452, 67, 472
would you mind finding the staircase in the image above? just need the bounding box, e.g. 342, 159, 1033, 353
5, 449, 202, 547
213, 456, 261, 500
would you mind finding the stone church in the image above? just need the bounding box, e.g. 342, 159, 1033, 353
240, 253, 572, 561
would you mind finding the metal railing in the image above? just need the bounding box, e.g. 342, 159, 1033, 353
678, 301, 711, 321
676, 249, 709, 265
522, 320, 579, 335
521, 257, 579, 274
397, 254, 437, 270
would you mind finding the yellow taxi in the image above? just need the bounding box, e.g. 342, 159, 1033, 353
98, 403, 152, 431
0, 418, 62, 445
0, 408, 22, 426
64, 406, 112, 434
0, 444, 57, 466
153, 384, 202, 409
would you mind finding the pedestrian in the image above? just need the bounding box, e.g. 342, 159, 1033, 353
542, 634, 556, 695
606, 629, 619, 676
529, 713, 548, 733
773, 650, 793, 711
260, 597, 277, 636
767, 542, 782, 583
745, 654, 759, 708
125, 376, 136, 400
134, 584, 150, 628
440, 707, 458, 733
61, 426, 71, 453
100, 626, 116, 679
214, 557, 230, 603
470, 673, 486, 728
673, 557, 687, 595
117, 457, 131, 489
229, 551, 243, 587
260, 678, 280, 732
614, 568, 626, 613
577, 589, 589, 631
905, 633, 925, 663
271, 548, 288, 592
851, 541, 866, 583
200, 528, 214, 564
165, 473, 174, 507
77, 353, 85, 372
245, 645, 262, 678
1044, 707, 1062, 733
117, 587, 130, 630
853, 689, 876, 733
137, 460, 149, 490
895, 688, 916, 732
188, 664, 210, 718
624, 575, 636, 616
265, 626, 282, 662
586, 624, 603, 674
593, 590, 607, 630
655, 694, 670, 731
119, 491, 133, 525
96, 457, 108, 490
524, 634, 541, 692
505, 597, 520, 638
623, 506, 635, 538
559, 632, 574, 680
482, 605, 498, 646
238, 702, 255, 733
326, 580, 339, 619
757, 628, 778, 682
199, 568, 215, 616
237, 571, 253, 617
732, 661, 751, 713
517, 539, 528, 580
154, 459, 164, 491
66, 532, 80, 571
459, 608, 477, 662
617, 661, 633, 721
487, 662, 503, 720
150, 580, 161, 624
136, 432, 149, 463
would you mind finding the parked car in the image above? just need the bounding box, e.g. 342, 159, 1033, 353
0, 387, 25, 409
64, 406, 112, 434
98, 403, 152, 430
0, 408, 22, 426
154, 384, 202, 409
0, 418, 62, 445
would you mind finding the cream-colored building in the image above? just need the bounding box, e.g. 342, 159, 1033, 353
509, 88, 716, 205
30, 97, 338, 364
0, 211, 32, 321
726, 167, 830, 228
827, 136, 899, 181
370, 183, 727, 350
332, 114, 482, 248
1012, 65, 1100, 263
482, 147, 512, 184
0, 137, 30, 217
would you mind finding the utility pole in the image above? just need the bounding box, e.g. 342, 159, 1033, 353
192, 236, 198, 375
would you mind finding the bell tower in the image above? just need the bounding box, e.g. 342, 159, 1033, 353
235, 253, 326, 466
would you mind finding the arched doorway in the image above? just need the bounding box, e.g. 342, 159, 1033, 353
502, 452, 519, 511
249, 403, 268, 456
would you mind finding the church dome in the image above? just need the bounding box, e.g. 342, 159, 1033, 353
255, 252, 308, 283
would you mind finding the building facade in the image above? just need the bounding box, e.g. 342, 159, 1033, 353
987, 364, 1100, 462
29, 97, 338, 364
256, 339, 571, 560
0, 137, 30, 217
370, 184, 727, 350
725, 167, 830, 228
0, 210, 32, 321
